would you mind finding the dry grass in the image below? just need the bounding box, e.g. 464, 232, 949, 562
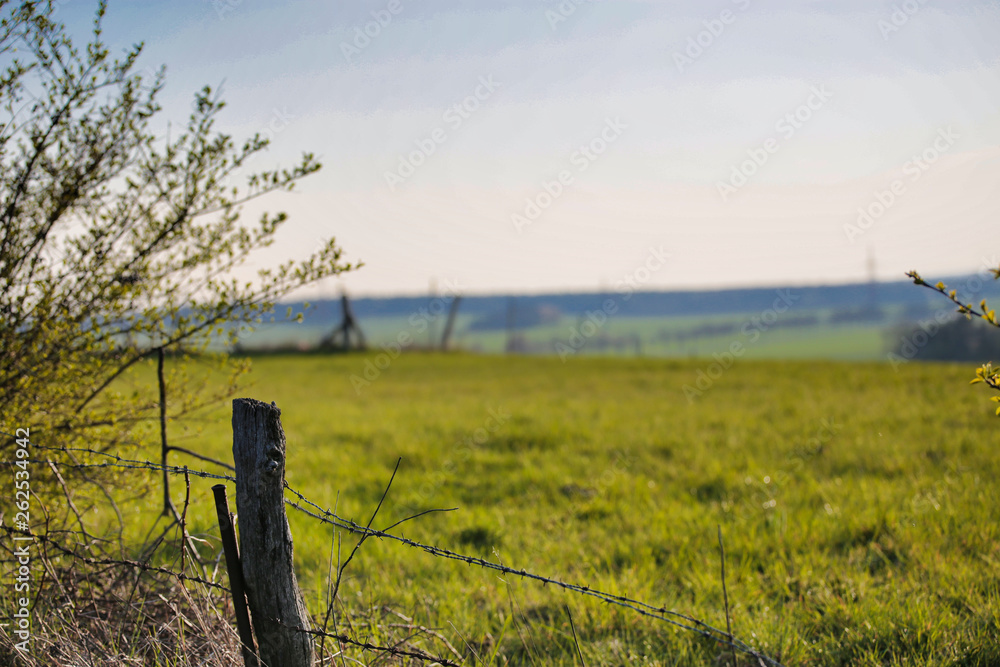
0, 529, 466, 667
0, 558, 246, 667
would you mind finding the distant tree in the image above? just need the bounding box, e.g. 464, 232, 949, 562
0, 0, 357, 528
891, 317, 1000, 363
907, 269, 1000, 413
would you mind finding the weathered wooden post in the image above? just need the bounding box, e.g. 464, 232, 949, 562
231, 398, 314, 667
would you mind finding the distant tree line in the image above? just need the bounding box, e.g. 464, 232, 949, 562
891, 317, 1000, 362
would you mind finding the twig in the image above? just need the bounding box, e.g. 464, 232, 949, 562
379, 506, 457, 534
180, 468, 191, 574
907, 270, 999, 326
0, 525, 231, 594
165, 445, 236, 471
157, 346, 177, 519
497, 548, 541, 664
319, 491, 347, 667
285, 490, 784, 666
330, 458, 401, 607
719, 525, 738, 667
382, 608, 464, 663
565, 605, 586, 667
44, 460, 91, 543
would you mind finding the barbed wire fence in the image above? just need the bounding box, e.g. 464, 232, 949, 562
0, 439, 785, 667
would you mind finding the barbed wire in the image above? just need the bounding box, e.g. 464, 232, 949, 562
284, 492, 780, 666
0, 524, 230, 594
22, 442, 237, 481
2, 441, 785, 666
0, 526, 461, 666
267, 616, 463, 667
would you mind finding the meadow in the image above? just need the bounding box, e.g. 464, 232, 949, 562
113, 352, 999, 665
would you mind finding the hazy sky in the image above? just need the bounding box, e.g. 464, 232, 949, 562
60, 0, 1000, 296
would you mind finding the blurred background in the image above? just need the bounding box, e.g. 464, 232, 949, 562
63, 0, 1000, 358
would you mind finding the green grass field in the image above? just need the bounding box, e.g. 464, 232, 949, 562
118, 353, 999, 666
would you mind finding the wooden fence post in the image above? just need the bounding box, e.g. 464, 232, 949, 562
231, 398, 314, 667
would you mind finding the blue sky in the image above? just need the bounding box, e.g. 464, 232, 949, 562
59, 0, 1000, 296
